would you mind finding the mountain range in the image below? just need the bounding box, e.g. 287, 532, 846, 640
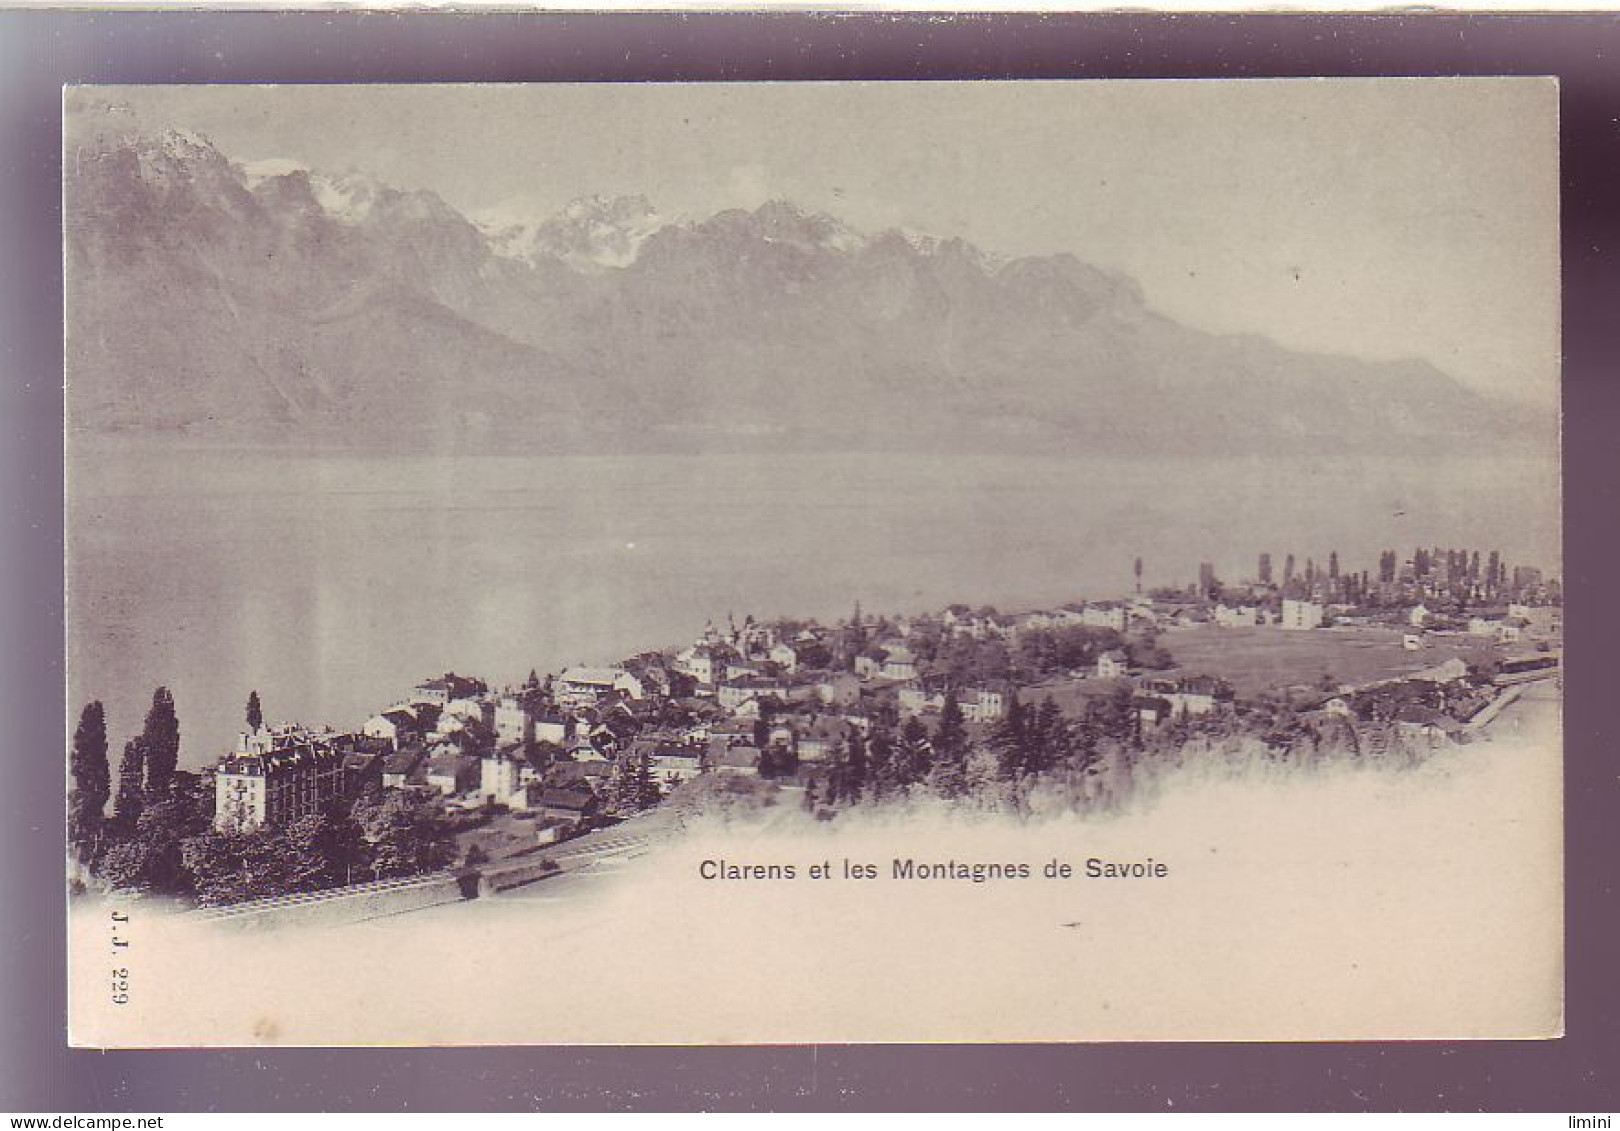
64, 114, 1535, 456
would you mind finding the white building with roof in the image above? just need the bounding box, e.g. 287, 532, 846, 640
1280, 599, 1325, 631
555, 666, 644, 707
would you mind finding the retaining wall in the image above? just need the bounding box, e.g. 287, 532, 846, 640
478, 858, 561, 896
192, 871, 472, 931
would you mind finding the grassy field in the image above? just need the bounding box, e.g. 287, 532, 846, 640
1025, 625, 1502, 708
1150, 625, 1498, 696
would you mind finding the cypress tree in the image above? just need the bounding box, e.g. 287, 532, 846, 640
141, 687, 180, 799
245, 690, 263, 733
69, 701, 111, 858
114, 737, 148, 832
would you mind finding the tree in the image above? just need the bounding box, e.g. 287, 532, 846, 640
1133, 556, 1144, 595
933, 695, 968, 761
758, 744, 799, 781
113, 737, 147, 833
182, 799, 362, 905
245, 690, 263, 733
1071, 700, 1102, 774
864, 726, 899, 800
1126, 631, 1174, 671
1104, 684, 1141, 747
530, 741, 564, 775
632, 755, 663, 810
990, 694, 1030, 781
141, 687, 181, 799
182, 828, 297, 906
895, 716, 933, 788
1028, 698, 1070, 776
611, 752, 664, 812
280, 811, 352, 892
69, 701, 111, 862
827, 730, 869, 806
795, 640, 833, 670
97, 836, 163, 894
181, 830, 263, 906
99, 775, 213, 895
928, 696, 971, 798
352, 793, 453, 881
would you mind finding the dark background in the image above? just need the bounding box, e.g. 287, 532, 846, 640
2, 10, 1615, 1112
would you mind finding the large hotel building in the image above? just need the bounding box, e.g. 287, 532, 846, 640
213, 726, 379, 833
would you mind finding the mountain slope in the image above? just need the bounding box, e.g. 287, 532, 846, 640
64, 117, 1528, 456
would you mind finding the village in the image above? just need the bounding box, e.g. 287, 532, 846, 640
206, 544, 1563, 881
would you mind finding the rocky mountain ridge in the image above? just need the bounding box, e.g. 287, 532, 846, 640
64, 118, 1530, 456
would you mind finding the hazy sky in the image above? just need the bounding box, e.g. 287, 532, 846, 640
84, 79, 1560, 409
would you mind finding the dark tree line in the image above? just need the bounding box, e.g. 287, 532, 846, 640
178, 793, 456, 906
813, 688, 1116, 811
72, 687, 184, 859
610, 751, 663, 814
990, 695, 1078, 781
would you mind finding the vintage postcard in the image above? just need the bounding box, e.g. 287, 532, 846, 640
63, 79, 1562, 1046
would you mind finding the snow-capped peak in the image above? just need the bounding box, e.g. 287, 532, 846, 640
477, 194, 669, 271
745, 200, 868, 255
160, 127, 213, 157
308, 172, 394, 224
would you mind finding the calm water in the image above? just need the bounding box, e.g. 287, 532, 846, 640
68, 447, 1559, 768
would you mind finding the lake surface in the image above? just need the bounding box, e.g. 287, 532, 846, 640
67, 447, 1559, 768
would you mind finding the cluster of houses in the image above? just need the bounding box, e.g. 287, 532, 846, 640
1291, 656, 1513, 751
1403, 601, 1564, 645
206, 598, 1125, 838
209, 571, 1562, 840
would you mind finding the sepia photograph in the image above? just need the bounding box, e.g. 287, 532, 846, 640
62, 78, 1562, 1047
